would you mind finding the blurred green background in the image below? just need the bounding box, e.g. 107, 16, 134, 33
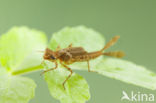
0, 0, 156, 103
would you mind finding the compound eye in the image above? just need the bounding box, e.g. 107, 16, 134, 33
50, 55, 56, 60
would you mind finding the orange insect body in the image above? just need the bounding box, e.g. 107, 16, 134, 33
42, 36, 125, 89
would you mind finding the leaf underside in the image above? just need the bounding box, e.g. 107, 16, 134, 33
0, 70, 36, 103
0, 27, 47, 103
44, 68, 90, 103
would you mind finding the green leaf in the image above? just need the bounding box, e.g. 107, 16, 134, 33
0, 27, 47, 74
49, 26, 105, 52
44, 66, 90, 103
95, 58, 156, 90
0, 68, 36, 103
0, 27, 46, 103
49, 25, 156, 91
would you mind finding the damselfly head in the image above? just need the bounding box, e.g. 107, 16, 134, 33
43, 48, 57, 61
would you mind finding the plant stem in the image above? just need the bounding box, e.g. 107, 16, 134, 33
12, 65, 43, 75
